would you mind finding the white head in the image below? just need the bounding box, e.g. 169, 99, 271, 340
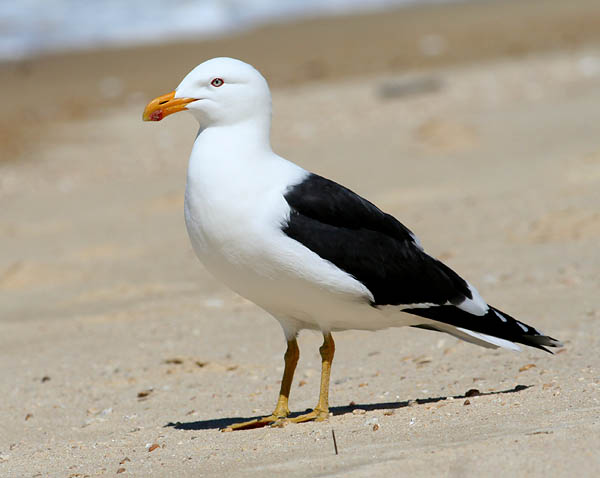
143, 57, 272, 129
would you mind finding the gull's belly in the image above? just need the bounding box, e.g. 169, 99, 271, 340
182, 155, 419, 333
183, 195, 408, 332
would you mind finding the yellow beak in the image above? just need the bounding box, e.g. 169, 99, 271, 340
142, 91, 197, 121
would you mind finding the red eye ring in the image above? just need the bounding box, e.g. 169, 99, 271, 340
211, 78, 224, 87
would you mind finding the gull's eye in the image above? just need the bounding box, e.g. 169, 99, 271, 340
211, 78, 224, 87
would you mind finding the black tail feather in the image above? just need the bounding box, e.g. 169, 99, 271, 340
406, 304, 562, 353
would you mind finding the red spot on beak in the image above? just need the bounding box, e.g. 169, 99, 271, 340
150, 110, 164, 121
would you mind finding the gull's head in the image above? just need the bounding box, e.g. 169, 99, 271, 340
143, 57, 271, 127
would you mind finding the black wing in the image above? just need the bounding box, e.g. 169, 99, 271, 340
282, 173, 562, 353
282, 173, 473, 307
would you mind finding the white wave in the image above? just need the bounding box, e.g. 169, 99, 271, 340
0, 0, 466, 61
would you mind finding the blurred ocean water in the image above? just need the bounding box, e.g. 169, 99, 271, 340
0, 0, 465, 61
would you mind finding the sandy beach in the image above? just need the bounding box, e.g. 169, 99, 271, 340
1, 0, 600, 476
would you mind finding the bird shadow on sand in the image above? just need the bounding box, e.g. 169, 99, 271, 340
164, 384, 530, 431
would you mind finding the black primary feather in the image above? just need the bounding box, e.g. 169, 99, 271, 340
409, 305, 562, 353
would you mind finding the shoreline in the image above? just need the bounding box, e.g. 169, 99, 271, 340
2, 0, 600, 114
3, 0, 600, 165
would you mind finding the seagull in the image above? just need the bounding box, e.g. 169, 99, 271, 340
142, 57, 561, 431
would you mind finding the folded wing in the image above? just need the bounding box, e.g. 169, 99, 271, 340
282, 174, 561, 352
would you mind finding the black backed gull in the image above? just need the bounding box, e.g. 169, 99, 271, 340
143, 57, 561, 431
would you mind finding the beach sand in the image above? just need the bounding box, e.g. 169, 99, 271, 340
1, 0, 600, 476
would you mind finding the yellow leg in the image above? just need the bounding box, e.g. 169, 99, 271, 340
222, 338, 299, 431
288, 332, 334, 424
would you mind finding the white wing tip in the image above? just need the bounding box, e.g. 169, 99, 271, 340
456, 327, 522, 352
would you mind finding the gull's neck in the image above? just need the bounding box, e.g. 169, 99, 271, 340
187, 116, 277, 196
194, 117, 272, 158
